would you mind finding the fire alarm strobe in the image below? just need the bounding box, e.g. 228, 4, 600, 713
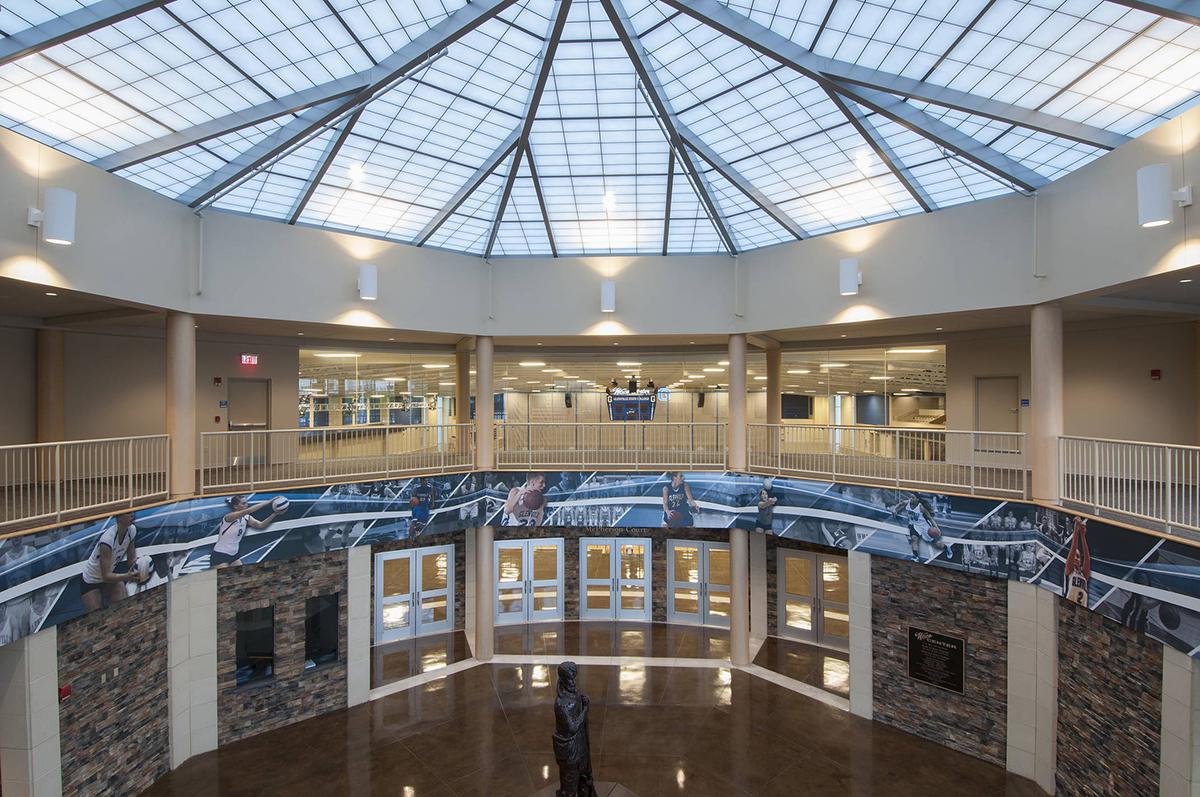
1151, 369, 1162, 381
214, 377, 223, 387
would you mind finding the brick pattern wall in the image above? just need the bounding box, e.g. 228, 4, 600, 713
58, 588, 169, 797
217, 549, 348, 744
871, 556, 1008, 765
491, 526, 730, 621
765, 536, 845, 636
1057, 597, 1161, 796
370, 530, 467, 645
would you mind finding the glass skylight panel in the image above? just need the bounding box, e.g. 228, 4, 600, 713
0, 0, 96, 35
423, 160, 509, 253
988, 126, 1104, 180
327, 0, 463, 64
907, 155, 1013, 209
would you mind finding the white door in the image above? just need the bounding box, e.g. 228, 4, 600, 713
667, 540, 731, 627
494, 539, 564, 625
580, 538, 652, 621
777, 551, 849, 650
374, 544, 455, 644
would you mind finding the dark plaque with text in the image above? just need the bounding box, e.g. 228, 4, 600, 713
907, 626, 965, 694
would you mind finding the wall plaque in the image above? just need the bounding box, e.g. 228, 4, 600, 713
907, 626, 965, 694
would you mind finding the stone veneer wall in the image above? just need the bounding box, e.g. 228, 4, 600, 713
871, 556, 1008, 765
370, 530, 467, 644
217, 549, 348, 744
58, 588, 169, 797
1057, 596, 1162, 796
765, 536, 846, 636
492, 526, 730, 621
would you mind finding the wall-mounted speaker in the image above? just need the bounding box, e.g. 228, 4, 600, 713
697, 392, 706, 408
565, 393, 572, 408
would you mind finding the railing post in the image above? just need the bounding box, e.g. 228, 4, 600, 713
249, 433, 255, 491
322, 429, 328, 482
830, 427, 837, 481
1165, 447, 1173, 532
54, 444, 61, 523
128, 437, 135, 505
969, 432, 977, 495
1093, 439, 1100, 515
894, 430, 901, 489
1057, 437, 1063, 505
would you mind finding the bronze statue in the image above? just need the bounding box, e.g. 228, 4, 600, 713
552, 661, 598, 797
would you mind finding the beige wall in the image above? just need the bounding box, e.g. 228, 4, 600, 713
946, 321, 1197, 445
0, 326, 36, 444
64, 332, 165, 440
194, 341, 300, 446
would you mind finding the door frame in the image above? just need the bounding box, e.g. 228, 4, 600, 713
373, 543, 456, 644
579, 537, 652, 622
666, 539, 731, 628
776, 549, 849, 651
494, 538, 565, 625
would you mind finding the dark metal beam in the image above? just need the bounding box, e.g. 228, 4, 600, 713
286, 109, 363, 225
178, 0, 519, 208
1103, 0, 1200, 26
825, 89, 935, 212
662, 149, 675, 256
524, 144, 558, 257
484, 0, 572, 259
600, 0, 738, 255
413, 129, 522, 246
656, 0, 1129, 151
0, 0, 175, 67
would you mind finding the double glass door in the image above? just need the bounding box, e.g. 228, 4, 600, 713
666, 540, 731, 627
580, 538, 652, 621
778, 550, 850, 649
374, 544, 455, 644
495, 539, 564, 624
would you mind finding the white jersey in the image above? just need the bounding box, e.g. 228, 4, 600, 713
1065, 572, 1088, 605
899, 503, 933, 535
213, 515, 249, 556
81, 524, 136, 584
502, 506, 544, 527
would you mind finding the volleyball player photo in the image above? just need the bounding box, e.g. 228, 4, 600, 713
503, 473, 547, 527
755, 477, 779, 534
210, 495, 287, 568
892, 493, 954, 562
1063, 516, 1091, 606
662, 472, 700, 528
79, 511, 141, 613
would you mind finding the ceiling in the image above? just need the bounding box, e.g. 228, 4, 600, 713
1, 0, 1197, 258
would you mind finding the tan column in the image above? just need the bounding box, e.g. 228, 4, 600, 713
36, 329, 65, 442
1031, 303, 1063, 502
455, 349, 471, 425
728, 334, 747, 471
166, 312, 196, 498
475, 336, 494, 469
766, 348, 782, 426
474, 526, 494, 662
729, 526, 750, 667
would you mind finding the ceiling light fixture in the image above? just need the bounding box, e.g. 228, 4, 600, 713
600, 279, 616, 313
787, 369, 810, 374
520, 362, 545, 366
887, 348, 937, 354
1137, 163, 1193, 228
27, 188, 76, 245
821, 363, 848, 368
617, 362, 642, 366
422, 364, 450, 369
358, 263, 377, 300
839, 257, 862, 295
313, 352, 360, 358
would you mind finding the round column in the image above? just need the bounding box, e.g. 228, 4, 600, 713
36, 329, 65, 443
166, 312, 196, 498
475, 336, 494, 469
1031, 303, 1063, 502
728, 334, 748, 471
455, 349, 471, 455
765, 348, 782, 426
474, 526, 494, 662
729, 526, 750, 667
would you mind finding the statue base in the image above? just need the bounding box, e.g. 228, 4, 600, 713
529, 783, 639, 797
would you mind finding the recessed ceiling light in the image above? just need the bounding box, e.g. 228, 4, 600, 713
687, 374, 705, 379
837, 391, 849, 394
542, 368, 562, 373
887, 348, 937, 354
1182, 279, 1193, 283
787, 369, 810, 374
870, 376, 893, 380
470, 370, 476, 374
388, 338, 395, 341
754, 376, 767, 380
438, 382, 453, 385
520, 362, 545, 366
298, 332, 304, 335
537, 342, 542, 345
422, 364, 449, 369
935, 327, 943, 331
617, 361, 641, 366
527, 380, 540, 384
384, 377, 406, 381
703, 368, 724, 372
840, 334, 847, 338
804, 390, 817, 393
313, 352, 360, 358
44, 292, 57, 296
501, 377, 518, 380
863, 390, 876, 393
821, 363, 848, 368
718, 361, 729, 366
532, 389, 541, 392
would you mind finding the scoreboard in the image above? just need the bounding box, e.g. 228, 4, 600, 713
606, 392, 657, 421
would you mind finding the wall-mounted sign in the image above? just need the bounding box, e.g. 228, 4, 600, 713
1020, 398, 1029, 407
907, 626, 965, 694
219, 400, 228, 409
241, 353, 258, 365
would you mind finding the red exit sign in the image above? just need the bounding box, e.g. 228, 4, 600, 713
241, 353, 258, 365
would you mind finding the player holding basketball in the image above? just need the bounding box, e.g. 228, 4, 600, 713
756, 477, 778, 534
211, 495, 285, 568
503, 473, 547, 527
662, 472, 700, 528
79, 511, 139, 613
411, 477, 435, 533
1063, 516, 1091, 606
892, 493, 953, 562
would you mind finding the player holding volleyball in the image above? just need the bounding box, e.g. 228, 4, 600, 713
503, 473, 547, 527
662, 472, 700, 528
79, 511, 140, 613
210, 495, 286, 568
892, 493, 953, 562
1063, 516, 1091, 606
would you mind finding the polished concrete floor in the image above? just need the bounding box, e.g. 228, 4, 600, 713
144, 659, 1045, 797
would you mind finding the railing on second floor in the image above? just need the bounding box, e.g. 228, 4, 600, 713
495, 422, 726, 470
199, 424, 475, 494
1060, 435, 1200, 535
747, 424, 1028, 498
0, 435, 170, 530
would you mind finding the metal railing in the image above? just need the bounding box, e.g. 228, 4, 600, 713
748, 424, 1028, 498
495, 423, 726, 469
0, 435, 170, 529
1060, 436, 1200, 534
200, 424, 475, 493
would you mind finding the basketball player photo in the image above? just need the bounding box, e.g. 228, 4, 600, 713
503, 473, 547, 526
78, 511, 141, 613
662, 472, 700, 528
1063, 516, 1091, 606
211, 495, 287, 568
892, 493, 953, 562
411, 477, 435, 534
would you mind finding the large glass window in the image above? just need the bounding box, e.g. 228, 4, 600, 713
305, 594, 340, 670
298, 350, 457, 428
235, 607, 275, 686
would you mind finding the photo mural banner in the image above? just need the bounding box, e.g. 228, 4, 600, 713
0, 469, 1196, 660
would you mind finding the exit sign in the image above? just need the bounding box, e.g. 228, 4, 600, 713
241, 353, 258, 365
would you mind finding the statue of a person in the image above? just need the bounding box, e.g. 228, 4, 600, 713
552, 661, 598, 797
